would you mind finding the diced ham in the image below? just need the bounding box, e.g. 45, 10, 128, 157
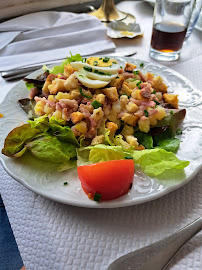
148, 109, 158, 117
71, 126, 81, 137
138, 71, 146, 82
29, 87, 38, 99
122, 72, 135, 79
47, 74, 57, 81
79, 104, 91, 118
59, 99, 78, 111
140, 83, 152, 100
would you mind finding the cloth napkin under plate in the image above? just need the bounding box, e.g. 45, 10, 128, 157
0, 11, 116, 71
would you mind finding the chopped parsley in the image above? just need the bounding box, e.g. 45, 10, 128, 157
176, 128, 182, 135
144, 109, 149, 117
93, 61, 98, 66
140, 62, 144, 67
79, 87, 92, 99
170, 110, 174, 115
83, 66, 92, 72
136, 81, 142, 89
136, 81, 142, 86
94, 70, 111, 76
154, 100, 160, 105
91, 100, 102, 109
103, 57, 110, 63
82, 58, 87, 63
99, 57, 102, 60
64, 182, 68, 185
93, 193, 101, 202
133, 70, 139, 75
79, 74, 83, 77
112, 61, 117, 64
152, 90, 156, 94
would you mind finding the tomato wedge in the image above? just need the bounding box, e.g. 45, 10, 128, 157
77, 159, 134, 201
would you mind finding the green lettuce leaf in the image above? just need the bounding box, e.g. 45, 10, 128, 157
25, 82, 35, 90
57, 159, 77, 172
26, 133, 76, 163
28, 115, 50, 132
49, 115, 66, 126
135, 131, 153, 149
156, 138, 180, 153
131, 148, 189, 176
50, 124, 79, 146
77, 145, 189, 177
104, 129, 114, 146
113, 134, 131, 149
77, 145, 125, 166
153, 128, 174, 145
42, 53, 83, 74
2, 123, 41, 157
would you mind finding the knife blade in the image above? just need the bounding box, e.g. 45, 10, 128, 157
1, 50, 137, 81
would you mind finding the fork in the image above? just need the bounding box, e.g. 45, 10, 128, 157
107, 217, 202, 270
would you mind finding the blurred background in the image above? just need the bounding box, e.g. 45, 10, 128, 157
0, 0, 124, 21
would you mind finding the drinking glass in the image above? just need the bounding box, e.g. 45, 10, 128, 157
185, 0, 202, 40
150, 0, 196, 61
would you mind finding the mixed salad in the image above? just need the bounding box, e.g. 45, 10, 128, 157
2, 54, 189, 201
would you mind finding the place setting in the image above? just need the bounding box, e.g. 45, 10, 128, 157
0, 0, 202, 269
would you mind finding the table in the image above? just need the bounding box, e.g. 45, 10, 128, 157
0, 1, 202, 269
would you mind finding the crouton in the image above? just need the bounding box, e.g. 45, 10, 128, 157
120, 81, 133, 96
106, 121, 118, 134
121, 113, 139, 126
102, 87, 119, 102
163, 93, 178, 109
49, 78, 66, 94
138, 118, 150, 133
126, 102, 139, 113
70, 112, 84, 124
91, 107, 104, 122
121, 125, 134, 136
64, 63, 77, 77
125, 135, 139, 148
109, 76, 124, 90
94, 94, 106, 104
64, 74, 79, 91
152, 76, 167, 93
124, 62, 136, 72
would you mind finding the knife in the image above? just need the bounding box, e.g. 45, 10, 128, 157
1, 50, 137, 81
107, 217, 202, 270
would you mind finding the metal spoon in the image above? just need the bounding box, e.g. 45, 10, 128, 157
107, 217, 202, 270
1, 50, 137, 81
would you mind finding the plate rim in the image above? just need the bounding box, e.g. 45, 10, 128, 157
0, 57, 202, 208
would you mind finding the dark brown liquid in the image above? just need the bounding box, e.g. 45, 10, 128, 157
151, 22, 187, 52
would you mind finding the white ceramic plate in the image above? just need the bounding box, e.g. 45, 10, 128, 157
0, 58, 202, 208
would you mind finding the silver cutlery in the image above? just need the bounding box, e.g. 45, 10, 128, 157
1, 50, 137, 81
107, 217, 202, 270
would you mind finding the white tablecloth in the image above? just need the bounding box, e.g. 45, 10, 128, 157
0, 1, 202, 270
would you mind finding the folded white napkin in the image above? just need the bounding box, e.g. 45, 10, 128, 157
0, 11, 116, 71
